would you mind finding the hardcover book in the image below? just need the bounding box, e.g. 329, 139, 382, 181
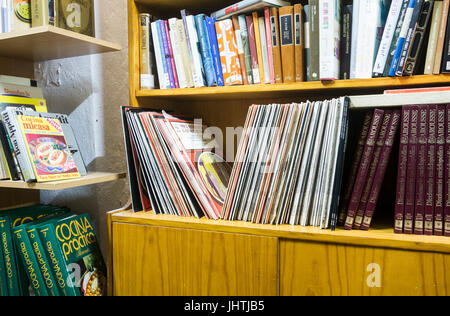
319, 0, 340, 81
308, 0, 320, 81
424, 105, 437, 235
195, 14, 217, 87
168, 18, 188, 89
232, 15, 249, 85
424, 0, 442, 75
252, 12, 266, 84
238, 15, 254, 84
279, 6, 295, 83
340, 4, 352, 80
270, 7, 283, 83
294, 4, 304, 82
258, 16, 271, 84
433, 0, 450, 74
434, 105, 446, 235
55, 0, 95, 36
264, 7, 275, 84
206, 17, 225, 87
445, 104, 450, 236
139, 14, 155, 90
151, 21, 170, 89
246, 15, 261, 84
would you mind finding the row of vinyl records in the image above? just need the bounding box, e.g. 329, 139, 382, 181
0, 205, 106, 296
1, 0, 95, 36
122, 95, 450, 236
0, 75, 87, 182
139, 0, 450, 91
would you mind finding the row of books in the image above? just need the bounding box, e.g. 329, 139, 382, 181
0, 205, 106, 296
0, 0, 95, 36
0, 75, 87, 183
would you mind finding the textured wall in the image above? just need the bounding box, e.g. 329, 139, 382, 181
35, 0, 130, 255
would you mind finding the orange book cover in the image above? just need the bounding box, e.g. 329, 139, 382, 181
279, 6, 295, 83
270, 7, 283, 83
294, 4, 304, 82
216, 19, 244, 86
252, 11, 266, 84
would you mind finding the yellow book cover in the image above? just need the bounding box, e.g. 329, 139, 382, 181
0, 96, 47, 112
252, 11, 265, 84
16, 115, 80, 182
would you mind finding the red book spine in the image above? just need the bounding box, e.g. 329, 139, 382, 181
354, 111, 393, 229
395, 107, 411, 234
435, 106, 446, 236
246, 15, 261, 84
404, 106, 419, 235
424, 105, 438, 235
344, 110, 384, 230
414, 106, 429, 235
362, 110, 402, 230
445, 104, 450, 237
338, 112, 373, 225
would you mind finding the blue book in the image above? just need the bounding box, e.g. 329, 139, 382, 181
158, 20, 176, 89
195, 14, 217, 87
389, 0, 416, 76
155, 21, 171, 89
205, 17, 224, 87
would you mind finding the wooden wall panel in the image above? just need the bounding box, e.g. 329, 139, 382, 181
0, 57, 34, 78
280, 240, 450, 296
112, 223, 279, 296
0, 189, 39, 210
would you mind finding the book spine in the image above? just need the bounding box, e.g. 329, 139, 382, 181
168, 19, 188, 89
232, 16, 249, 85
445, 104, 450, 236
151, 22, 169, 89
403, 106, 419, 234
176, 19, 195, 88
340, 5, 352, 80
354, 111, 393, 229
0, 235, 8, 295
27, 227, 60, 296
186, 15, 206, 88
265, 7, 275, 84
413, 106, 428, 234
195, 14, 217, 87
389, 0, 417, 76
433, 0, 450, 74
1, 110, 36, 182
383, 0, 411, 76
304, 5, 311, 81
270, 8, 283, 83
362, 110, 402, 230
395, 107, 411, 233
434, 105, 446, 235
404, 0, 434, 76
163, 21, 180, 88
258, 17, 271, 84
0, 217, 20, 296
246, 15, 261, 84
441, 4, 450, 73
396, 0, 424, 76
253, 12, 266, 84
319, 0, 340, 81
215, 19, 244, 86
294, 4, 304, 82
139, 14, 154, 90
38, 224, 80, 296
239, 15, 254, 85
338, 111, 373, 226
156, 21, 173, 89
206, 17, 225, 87
31, 0, 49, 27
424, 1, 442, 75
279, 6, 295, 83
373, 0, 404, 77
12, 227, 49, 296
0, 121, 19, 180
424, 105, 437, 235
344, 110, 384, 230
309, 0, 320, 81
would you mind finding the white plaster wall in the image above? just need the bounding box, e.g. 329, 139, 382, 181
34, 0, 130, 255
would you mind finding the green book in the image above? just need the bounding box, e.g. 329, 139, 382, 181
0, 218, 10, 296
38, 213, 106, 296
0, 216, 21, 296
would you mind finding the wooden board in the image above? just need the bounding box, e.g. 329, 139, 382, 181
0, 26, 121, 62
0, 189, 39, 210
112, 222, 279, 296
135, 0, 237, 16
280, 240, 450, 296
0, 172, 126, 191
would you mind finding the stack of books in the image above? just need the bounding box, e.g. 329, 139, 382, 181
0, 74, 87, 183
0, 205, 106, 296
139, 0, 450, 90
0, 0, 95, 36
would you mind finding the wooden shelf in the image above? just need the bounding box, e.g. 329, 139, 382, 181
0, 172, 126, 191
112, 210, 450, 254
136, 75, 450, 100
0, 26, 122, 62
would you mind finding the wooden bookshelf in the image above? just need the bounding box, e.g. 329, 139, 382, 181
0, 26, 122, 62
109, 0, 450, 296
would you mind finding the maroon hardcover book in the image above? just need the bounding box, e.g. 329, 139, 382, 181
444, 104, 450, 237
424, 105, 438, 235
362, 110, 401, 231
395, 107, 411, 234
338, 112, 373, 226
414, 106, 429, 235
404, 106, 420, 235
434, 105, 446, 236
344, 110, 384, 230
354, 111, 393, 229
